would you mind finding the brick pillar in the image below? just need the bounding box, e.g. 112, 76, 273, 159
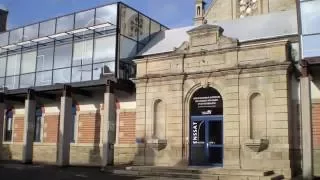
22, 89, 36, 164
57, 85, 73, 167
101, 81, 116, 168
300, 64, 313, 179
0, 93, 4, 157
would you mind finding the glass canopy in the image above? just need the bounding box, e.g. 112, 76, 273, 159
0, 2, 168, 90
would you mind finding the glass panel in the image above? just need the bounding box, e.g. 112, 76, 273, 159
120, 5, 138, 40
72, 65, 92, 82
53, 68, 71, 84
0, 32, 9, 47
6, 53, 21, 76
73, 38, 93, 66
9, 28, 23, 44
301, 0, 320, 35
190, 120, 206, 165
54, 41, 72, 69
39, 20, 56, 37
57, 14, 75, 33
75, 9, 95, 29
0, 78, 4, 87
150, 20, 161, 38
36, 71, 52, 86
302, 34, 320, 58
208, 121, 223, 145
5, 76, 19, 89
21, 50, 36, 74
0, 56, 7, 77
95, 4, 118, 25
24, 24, 39, 41
37, 44, 54, 71
138, 14, 150, 44
120, 35, 137, 59
20, 73, 35, 88
93, 35, 116, 63
208, 147, 223, 164
93, 62, 115, 80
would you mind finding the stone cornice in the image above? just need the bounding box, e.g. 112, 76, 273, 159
134, 61, 292, 83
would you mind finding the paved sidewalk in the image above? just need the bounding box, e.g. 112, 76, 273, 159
0, 162, 188, 180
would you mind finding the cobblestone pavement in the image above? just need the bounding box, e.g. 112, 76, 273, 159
0, 162, 188, 180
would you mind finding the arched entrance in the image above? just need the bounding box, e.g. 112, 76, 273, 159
189, 87, 223, 166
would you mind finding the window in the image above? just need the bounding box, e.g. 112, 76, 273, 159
37, 44, 54, 71
150, 20, 161, 39
24, 24, 39, 41
75, 9, 95, 29
9, 28, 23, 44
0, 32, 9, 47
72, 65, 92, 82
20, 73, 35, 88
4, 110, 13, 142
21, 50, 37, 74
0, 56, 7, 77
93, 35, 116, 63
73, 38, 93, 66
93, 62, 115, 80
153, 99, 165, 139
120, 5, 138, 40
6, 53, 21, 76
54, 42, 72, 69
34, 108, 43, 142
138, 14, 150, 44
95, 4, 118, 25
57, 15, 75, 33
5, 76, 19, 89
39, 20, 56, 37
301, 0, 320, 35
53, 68, 71, 84
36, 71, 52, 86
120, 35, 137, 60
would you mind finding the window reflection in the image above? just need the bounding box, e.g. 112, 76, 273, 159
72, 65, 92, 82
138, 15, 150, 44
54, 41, 72, 69
20, 73, 35, 88
37, 44, 54, 71
96, 4, 118, 25
36, 71, 52, 86
301, 0, 320, 35
6, 53, 21, 76
93, 35, 116, 63
39, 20, 56, 37
9, 28, 23, 44
24, 24, 39, 41
53, 68, 71, 84
73, 38, 93, 66
57, 15, 75, 33
120, 35, 137, 59
120, 5, 138, 40
93, 62, 115, 80
0, 32, 9, 47
75, 9, 95, 29
21, 50, 37, 74
5, 76, 19, 89
0, 56, 7, 77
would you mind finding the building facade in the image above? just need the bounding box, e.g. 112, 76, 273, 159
0, 0, 320, 179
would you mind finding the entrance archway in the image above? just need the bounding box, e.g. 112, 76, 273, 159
189, 87, 223, 166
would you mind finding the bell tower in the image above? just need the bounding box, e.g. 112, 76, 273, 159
194, 0, 206, 25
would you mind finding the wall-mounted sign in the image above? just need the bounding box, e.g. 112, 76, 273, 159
190, 87, 223, 116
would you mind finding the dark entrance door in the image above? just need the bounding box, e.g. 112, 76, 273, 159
189, 87, 223, 166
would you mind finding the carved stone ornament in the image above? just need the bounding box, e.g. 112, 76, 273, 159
239, 0, 258, 18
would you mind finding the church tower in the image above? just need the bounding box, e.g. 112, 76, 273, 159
194, 0, 206, 25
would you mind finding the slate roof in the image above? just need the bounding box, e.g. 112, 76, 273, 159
139, 10, 298, 56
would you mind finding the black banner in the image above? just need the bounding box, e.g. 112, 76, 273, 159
190, 87, 223, 116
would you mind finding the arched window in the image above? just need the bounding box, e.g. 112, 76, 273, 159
197, 6, 201, 16
250, 93, 267, 139
153, 99, 165, 139
34, 107, 43, 142
4, 109, 13, 142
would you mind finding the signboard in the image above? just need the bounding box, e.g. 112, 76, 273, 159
190, 87, 223, 116
192, 121, 205, 144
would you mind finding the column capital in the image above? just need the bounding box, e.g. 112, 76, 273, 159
105, 80, 115, 94
27, 89, 36, 100
62, 85, 72, 97
301, 60, 310, 77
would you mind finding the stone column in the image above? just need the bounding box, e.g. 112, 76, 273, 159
22, 89, 36, 164
101, 81, 116, 169
300, 65, 313, 179
57, 85, 73, 167
0, 93, 4, 158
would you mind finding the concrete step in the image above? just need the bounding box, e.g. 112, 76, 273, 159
111, 166, 286, 180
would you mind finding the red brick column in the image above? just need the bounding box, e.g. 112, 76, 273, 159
119, 112, 136, 144
312, 103, 320, 148
43, 115, 59, 143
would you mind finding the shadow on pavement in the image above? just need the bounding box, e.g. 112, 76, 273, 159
0, 162, 145, 180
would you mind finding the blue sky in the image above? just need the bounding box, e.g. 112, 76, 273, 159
1, 0, 211, 29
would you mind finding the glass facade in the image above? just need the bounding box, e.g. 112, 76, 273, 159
0, 2, 167, 90
299, 0, 320, 58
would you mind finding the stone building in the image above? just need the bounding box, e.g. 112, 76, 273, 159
0, 0, 320, 179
